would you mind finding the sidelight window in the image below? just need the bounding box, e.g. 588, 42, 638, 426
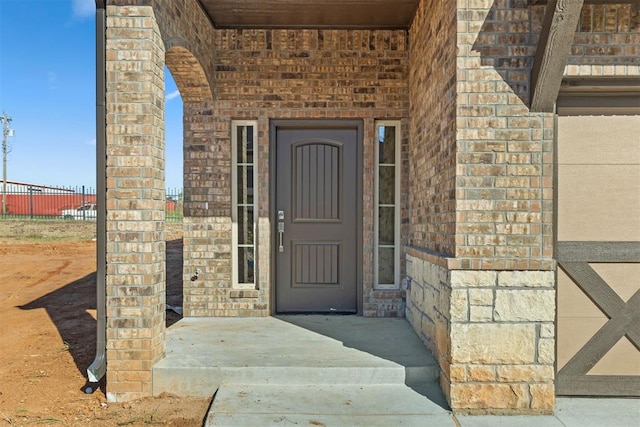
374, 121, 401, 289
232, 121, 258, 288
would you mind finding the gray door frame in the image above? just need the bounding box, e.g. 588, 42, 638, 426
270, 119, 364, 315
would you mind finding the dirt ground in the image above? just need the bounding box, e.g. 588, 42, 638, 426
0, 220, 211, 426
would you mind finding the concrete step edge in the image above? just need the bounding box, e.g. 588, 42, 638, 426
206, 384, 452, 426
153, 366, 440, 396
206, 413, 456, 427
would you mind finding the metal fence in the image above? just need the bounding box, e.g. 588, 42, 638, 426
0, 186, 183, 223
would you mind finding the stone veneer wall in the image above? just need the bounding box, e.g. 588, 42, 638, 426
448, 270, 555, 412
406, 258, 556, 413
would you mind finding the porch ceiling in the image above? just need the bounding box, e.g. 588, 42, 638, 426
198, 0, 420, 29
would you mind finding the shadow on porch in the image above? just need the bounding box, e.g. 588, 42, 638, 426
153, 315, 450, 421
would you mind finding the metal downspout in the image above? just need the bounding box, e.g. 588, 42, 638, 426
87, 0, 107, 384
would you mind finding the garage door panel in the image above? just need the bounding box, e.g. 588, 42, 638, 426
556, 111, 640, 396
558, 116, 640, 165
588, 337, 640, 376
558, 165, 640, 241
590, 263, 640, 302
557, 317, 608, 371
558, 268, 609, 318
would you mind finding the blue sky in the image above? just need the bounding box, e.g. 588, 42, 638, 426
0, 0, 184, 190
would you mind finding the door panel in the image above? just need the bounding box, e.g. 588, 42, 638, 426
294, 143, 340, 221
293, 242, 340, 286
276, 127, 358, 313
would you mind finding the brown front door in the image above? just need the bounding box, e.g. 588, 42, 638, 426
275, 124, 359, 313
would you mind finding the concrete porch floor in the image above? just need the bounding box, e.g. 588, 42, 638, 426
153, 315, 453, 425
153, 315, 443, 398
152, 316, 640, 426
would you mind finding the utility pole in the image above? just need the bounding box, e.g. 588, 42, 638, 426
1, 111, 14, 216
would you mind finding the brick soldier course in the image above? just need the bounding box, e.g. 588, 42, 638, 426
101, 0, 639, 413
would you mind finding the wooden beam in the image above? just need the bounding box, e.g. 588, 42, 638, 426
556, 241, 640, 262
557, 375, 640, 396
530, 0, 585, 112
531, 0, 635, 4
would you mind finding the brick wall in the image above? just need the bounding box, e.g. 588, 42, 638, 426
453, 0, 556, 413
405, 0, 457, 404
406, 0, 557, 414
408, 0, 457, 257
104, 0, 634, 408
565, 2, 640, 76
572, 2, 640, 64
105, 4, 167, 402
456, 0, 554, 270
188, 28, 411, 317
142, 1, 222, 318
105, 0, 217, 401
104, 3, 413, 401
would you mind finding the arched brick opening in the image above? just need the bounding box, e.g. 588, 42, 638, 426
163, 43, 214, 319
164, 43, 213, 104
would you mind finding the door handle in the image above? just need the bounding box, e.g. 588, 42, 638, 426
278, 210, 285, 253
